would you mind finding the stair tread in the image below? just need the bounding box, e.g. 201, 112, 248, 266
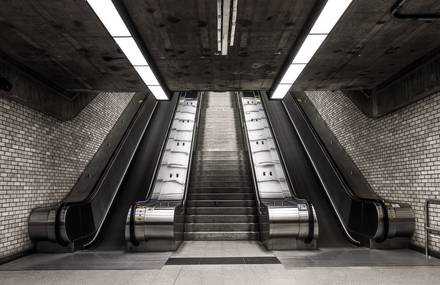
186, 92, 257, 241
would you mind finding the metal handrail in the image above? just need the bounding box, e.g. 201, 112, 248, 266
182, 91, 203, 208
144, 92, 181, 202
82, 94, 158, 247
425, 199, 440, 259
282, 95, 361, 245
259, 91, 301, 199
235, 91, 262, 212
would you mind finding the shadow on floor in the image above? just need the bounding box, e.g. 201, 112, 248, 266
0, 251, 171, 271
275, 248, 440, 267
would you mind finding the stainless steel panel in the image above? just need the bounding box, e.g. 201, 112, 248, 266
238, 92, 318, 250
126, 93, 200, 251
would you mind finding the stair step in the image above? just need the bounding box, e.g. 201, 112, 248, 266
190, 181, 252, 188
196, 150, 246, 155
191, 170, 251, 176
192, 163, 250, 170
188, 193, 255, 200
189, 186, 254, 194
185, 223, 258, 232
184, 231, 259, 241
187, 200, 256, 207
185, 215, 258, 223
190, 176, 251, 183
194, 156, 246, 161
192, 160, 247, 165
186, 207, 256, 215
192, 160, 248, 165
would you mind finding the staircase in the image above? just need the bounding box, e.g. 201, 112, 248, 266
184, 91, 258, 240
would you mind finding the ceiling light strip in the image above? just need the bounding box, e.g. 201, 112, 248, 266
221, 0, 232, 55
87, 0, 168, 100
270, 0, 352, 99
217, 0, 222, 52
230, 0, 238, 46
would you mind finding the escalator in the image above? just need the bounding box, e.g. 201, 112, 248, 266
261, 91, 415, 248
89, 95, 179, 250
261, 92, 353, 247
126, 92, 201, 251
126, 91, 318, 250
28, 92, 179, 251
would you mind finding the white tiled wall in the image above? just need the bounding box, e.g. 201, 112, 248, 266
0, 92, 134, 260
305, 90, 440, 252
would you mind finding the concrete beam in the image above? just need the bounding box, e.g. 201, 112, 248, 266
0, 56, 96, 121
343, 49, 440, 118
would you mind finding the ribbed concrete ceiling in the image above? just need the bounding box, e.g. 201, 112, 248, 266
4, 0, 439, 97
0, 1, 146, 99
121, 0, 322, 91
294, 0, 440, 91
0, 0, 324, 96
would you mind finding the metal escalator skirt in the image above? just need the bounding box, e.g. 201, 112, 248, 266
127, 93, 200, 247
239, 92, 317, 247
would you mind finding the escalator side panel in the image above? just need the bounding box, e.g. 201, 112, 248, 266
63, 94, 160, 246
28, 93, 157, 247
126, 93, 201, 251
283, 94, 354, 223
261, 93, 351, 247
283, 93, 415, 244
90, 94, 180, 250
292, 92, 379, 200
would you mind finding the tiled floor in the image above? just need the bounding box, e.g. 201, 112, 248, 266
2, 264, 440, 285
0, 251, 171, 271
1, 241, 440, 285
275, 247, 440, 267
172, 241, 273, 257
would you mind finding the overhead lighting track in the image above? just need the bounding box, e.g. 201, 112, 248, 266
217, 0, 238, 55
271, 0, 353, 99
87, 0, 169, 100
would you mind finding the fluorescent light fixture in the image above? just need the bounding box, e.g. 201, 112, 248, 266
310, 0, 353, 34
280, 64, 306, 84
292, 34, 327, 64
221, 0, 231, 55
87, 0, 131, 37
217, 0, 222, 52
272, 84, 292, 100
148, 85, 168, 100
271, 0, 352, 99
134, 66, 160, 86
87, 0, 169, 100
230, 0, 238, 46
114, 37, 149, 66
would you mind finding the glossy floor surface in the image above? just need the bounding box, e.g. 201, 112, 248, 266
1, 241, 439, 285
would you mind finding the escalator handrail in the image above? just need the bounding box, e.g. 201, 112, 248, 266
259, 91, 302, 200
81, 95, 158, 247
235, 91, 262, 211
287, 93, 386, 207
60, 95, 154, 207
281, 94, 361, 245
182, 92, 203, 208
144, 92, 182, 202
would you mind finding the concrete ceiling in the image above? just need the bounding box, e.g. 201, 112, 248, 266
0, 0, 326, 96
294, 0, 440, 91
3, 0, 439, 100
121, 0, 323, 91
0, 0, 145, 99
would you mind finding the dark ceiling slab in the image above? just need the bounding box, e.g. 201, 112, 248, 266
121, 0, 321, 91
0, 0, 145, 98
294, 0, 440, 91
